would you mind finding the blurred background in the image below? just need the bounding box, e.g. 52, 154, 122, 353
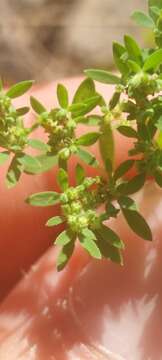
0, 0, 149, 84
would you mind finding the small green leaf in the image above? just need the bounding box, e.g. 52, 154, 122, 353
108, 246, 123, 264
76, 164, 85, 185
81, 228, 97, 241
117, 125, 138, 138
95, 231, 123, 264
26, 191, 60, 207
143, 49, 162, 71
73, 115, 86, 124
157, 131, 162, 148
84, 115, 102, 126
55, 230, 72, 246
18, 154, 41, 174
114, 159, 135, 180
149, 6, 161, 24
72, 78, 95, 104
16, 107, 30, 116
28, 139, 50, 152
69, 103, 86, 112
118, 173, 146, 195
131, 11, 154, 28
106, 202, 120, 218
79, 233, 102, 259
84, 69, 121, 85
121, 207, 152, 241
124, 35, 142, 63
148, 0, 162, 10
105, 159, 113, 176
149, 6, 161, 20
79, 96, 100, 115
109, 92, 121, 110
150, 6, 160, 14
97, 93, 106, 107
30, 96, 46, 114
57, 168, 68, 191
56, 241, 75, 271
46, 216, 64, 227
127, 60, 141, 73
99, 224, 124, 249
99, 121, 114, 171
76, 132, 100, 146
9, 145, 22, 152
154, 170, 162, 187
77, 148, 98, 167
0, 151, 10, 165
121, 100, 137, 116
6, 156, 23, 188
71, 96, 101, 117
113, 42, 129, 75
118, 196, 138, 211
31, 154, 58, 174
57, 83, 69, 109
6, 80, 34, 98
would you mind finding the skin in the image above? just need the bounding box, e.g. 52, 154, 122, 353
0, 78, 162, 359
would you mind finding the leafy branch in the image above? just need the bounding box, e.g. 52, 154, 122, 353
0, 0, 161, 270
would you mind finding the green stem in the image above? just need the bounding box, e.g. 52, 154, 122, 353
58, 157, 68, 171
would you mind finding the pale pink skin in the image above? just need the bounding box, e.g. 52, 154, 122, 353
0, 78, 162, 359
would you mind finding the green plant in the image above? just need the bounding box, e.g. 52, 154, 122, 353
1, 0, 162, 270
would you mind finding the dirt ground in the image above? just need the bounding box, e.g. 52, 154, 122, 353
0, 0, 146, 84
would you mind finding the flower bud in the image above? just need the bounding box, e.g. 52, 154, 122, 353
60, 193, 69, 204
71, 201, 82, 213
59, 148, 70, 160
83, 177, 95, 188
70, 144, 78, 154
66, 188, 78, 201
78, 216, 88, 229
56, 109, 67, 121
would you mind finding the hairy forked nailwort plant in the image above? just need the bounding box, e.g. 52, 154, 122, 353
1, 0, 162, 271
